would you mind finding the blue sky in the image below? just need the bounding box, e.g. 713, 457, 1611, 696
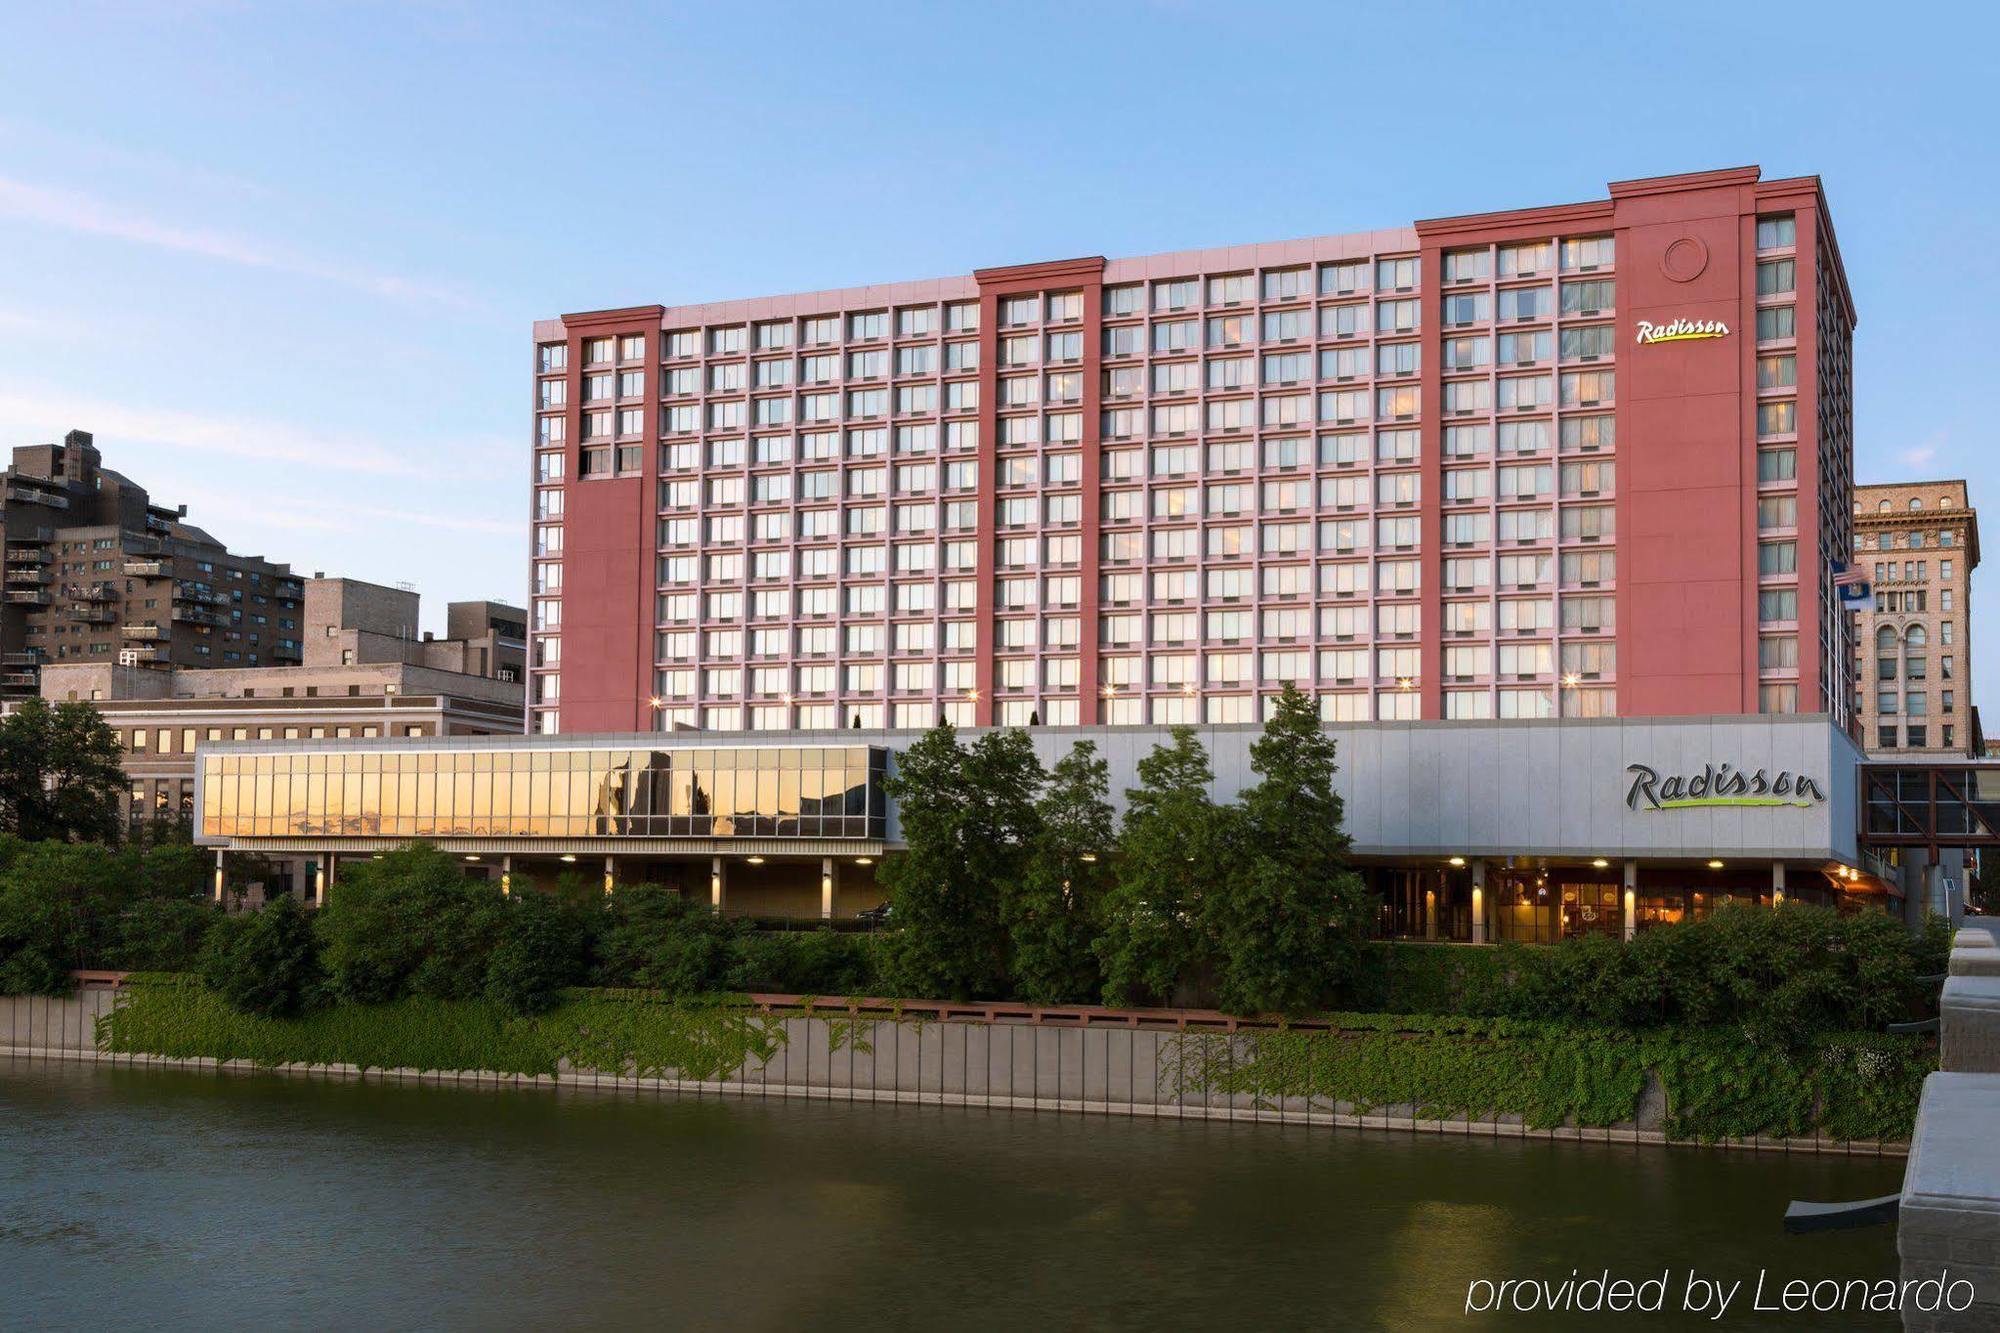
0, 2, 1992, 694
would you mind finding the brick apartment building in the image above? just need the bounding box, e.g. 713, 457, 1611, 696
1, 429, 304, 697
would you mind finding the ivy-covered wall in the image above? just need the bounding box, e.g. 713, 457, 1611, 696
1164, 1015, 1930, 1144
93, 975, 1931, 1146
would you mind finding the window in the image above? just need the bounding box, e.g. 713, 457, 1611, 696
1757, 216, 1797, 250
1443, 249, 1490, 283
1319, 261, 1367, 295
1560, 236, 1614, 270
1498, 242, 1553, 277
1756, 306, 1796, 341
1756, 259, 1796, 296
1497, 286, 1552, 321
1757, 401, 1797, 436
1559, 279, 1614, 315
1377, 257, 1419, 290
1440, 292, 1491, 326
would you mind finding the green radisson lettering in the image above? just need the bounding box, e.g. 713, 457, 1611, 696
1624, 762, 1825, 812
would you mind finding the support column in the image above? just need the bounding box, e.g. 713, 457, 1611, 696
501, 854, 512, 898
820, 856, 835, 921
213, 849, 226, 904
1423, 884, 1438, 941
314, 856, 331, 908
1470, 861, 1487, 944
1771, 861, 1786, 908
603, 855, 616, 896
710, 855, 725, 913
1622, 860, 1638, 942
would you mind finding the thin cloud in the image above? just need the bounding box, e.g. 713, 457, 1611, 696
0, 173, 475, 308
0, 389, 436, 479
201, 495, 519, 539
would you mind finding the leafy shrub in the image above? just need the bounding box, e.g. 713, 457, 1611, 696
730, 929, 879, 995
1362, 905, 1940, 1044
594, 883, 741, 995
317, 845, 505, 1004
110, 896, 223, 972
485, 891, 592, 1015
199, 894, 324, 1018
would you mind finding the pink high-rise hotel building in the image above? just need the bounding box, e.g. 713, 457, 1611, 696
528, 166, 1855, 739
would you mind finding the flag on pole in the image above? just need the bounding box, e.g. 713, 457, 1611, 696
1832, 561, 1871, 606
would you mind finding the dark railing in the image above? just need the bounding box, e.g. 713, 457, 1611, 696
1861, 763, 2000, 848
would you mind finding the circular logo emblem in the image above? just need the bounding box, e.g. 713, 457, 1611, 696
1661, 236, 1709, 283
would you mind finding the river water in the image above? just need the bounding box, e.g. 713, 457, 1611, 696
0, 1058, 1906, 1330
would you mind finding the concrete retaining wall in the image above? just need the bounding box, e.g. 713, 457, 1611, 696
0, 992, 116, 1053
0, 997, 1896, 1155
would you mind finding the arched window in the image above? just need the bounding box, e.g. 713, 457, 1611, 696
1940, 497, 1954, 509
1910, 498, 1923, 510
1880, 500, 1892, 512
1906, 624, 1928, 649
1876, 625, 1900, 654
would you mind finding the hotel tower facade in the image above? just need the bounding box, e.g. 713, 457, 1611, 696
526, 166, 1854, 741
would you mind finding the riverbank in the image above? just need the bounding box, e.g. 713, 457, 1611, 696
0, 979, 1927, 1152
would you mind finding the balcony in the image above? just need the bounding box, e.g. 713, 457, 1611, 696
6, 527, 54, 545
4, 589, 51, 606
1, 651, 43, 667
4, 546, 51, 566
123, 622, 166, 641
144, 512, 173, 533
123, 559, 167, 578
172, 582, 220, 605
3, 484, 69, 510
71, 582, 118, 602
3, 567, 48, 586
170, 604, 220, 626
0, 670, 39, 691
119, 645, 166, 664
66, 605, 114, 625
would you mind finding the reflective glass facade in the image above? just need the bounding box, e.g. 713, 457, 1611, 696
199, 745, 887, 840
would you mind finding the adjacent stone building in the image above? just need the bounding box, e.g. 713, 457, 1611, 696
1852, 481, 1980, 755
1, 429, 304, 698
29, 659, 522, 894
303, 576, 524, 683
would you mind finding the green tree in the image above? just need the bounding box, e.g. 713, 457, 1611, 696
485, 890, 592, 1014
317, 843, 505, 1003
199, 894, 324, 1017
1005, 740, 1113, 1004
0, 699, 127, 843
1205, 684, 1371, 1016
1096, 728, 1224, 1007
0, 839, 179, 992
878, 723, 1045, 999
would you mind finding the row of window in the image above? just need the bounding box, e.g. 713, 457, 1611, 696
627, 683, 1622, 735
537, 217, 1794, 376
642, 639, 1623, 700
